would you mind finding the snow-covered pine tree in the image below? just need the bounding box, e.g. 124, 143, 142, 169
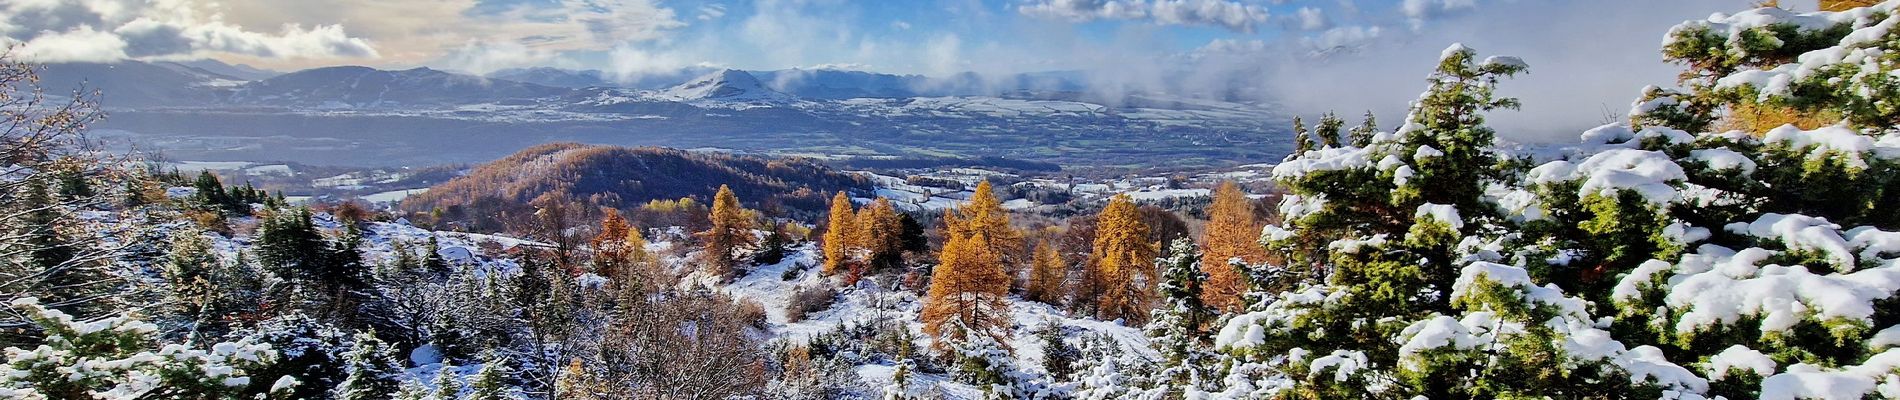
431, 361, 464, 400
468, 353, 515, 400
1289, 116, 1313, 161
1210, 2, 1900, 398
0, 297, 292, 399
335, 330, 403, 400
1316, 112, 1346, 149
1350, 110, 1378, 147
1145, 239, 1217, 396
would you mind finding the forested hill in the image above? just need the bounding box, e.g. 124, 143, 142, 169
401, 143, 870, 231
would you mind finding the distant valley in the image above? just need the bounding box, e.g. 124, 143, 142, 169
53, 60, 1290, 170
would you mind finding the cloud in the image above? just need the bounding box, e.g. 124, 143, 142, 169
1019, 0, 1272, 32
1401, 0, 1478, 25
698, 4, 728, 21
213, 0, 684, 70
0, 0, 377, 63
1296, 6, 1328, 30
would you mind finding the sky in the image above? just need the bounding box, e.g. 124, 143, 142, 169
0, 0, 1830, 141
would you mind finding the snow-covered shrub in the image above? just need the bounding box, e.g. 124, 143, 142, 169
0, 297, 293, 399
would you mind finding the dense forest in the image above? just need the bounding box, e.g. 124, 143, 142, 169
5, 1, 1900, 399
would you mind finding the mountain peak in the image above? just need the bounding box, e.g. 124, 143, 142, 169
658, 69, 793, 103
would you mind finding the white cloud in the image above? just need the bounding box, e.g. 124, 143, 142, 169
1297, 6, 1327, 30
214, 0, 684, 70
13, 25, 127, 63
1302, 25, 1379, 50
892, 20, 912, 30
0, 0, 376, 63
1020, 0, 1272, 32
698, 4, 727, 21
1401, 0, 1478, 24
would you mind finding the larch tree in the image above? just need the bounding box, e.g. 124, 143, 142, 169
1025, 239, 1066, 305
853, 197, 905, 272
1088, 194, 1157, 325
698, 184, 755, 280
822, 191, 857, 276
1199, 181, 1266, 313
922, 230, 1013, 350
942, 181, 1023, 284
590, 210, 635, 282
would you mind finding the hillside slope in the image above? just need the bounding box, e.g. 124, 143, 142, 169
402, 143, 870, 229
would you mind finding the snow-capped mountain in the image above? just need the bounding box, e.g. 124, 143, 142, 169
486, 67, 614, 89
654, 69, 797, 104
229, 66, 566, 108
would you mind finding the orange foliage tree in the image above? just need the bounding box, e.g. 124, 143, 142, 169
821, 191, 856, 276
699, 185, 755, 280
1089, 194, 1157, 325
1199, 181, 1268, 312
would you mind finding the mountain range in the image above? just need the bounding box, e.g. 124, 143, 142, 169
59, 59, 1289, 169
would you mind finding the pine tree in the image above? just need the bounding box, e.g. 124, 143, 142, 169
699, 184, 755, 280
1199, 181, 1266, 312
1025, 240, 1065, 305
335, 330, 403, 400
468, 353, 513, 400
256, 207, 329, 282
424, 235, 450, 277
1145, 239, 1216, 395
1316, 111, 1346, 148
897, 213, 928, 253
822, 191, 856, 276
1289, 116, 1313, 160
755, 219, 789, 266
431, 361, 464, 400
1350, 109, 1378, 147
1088, 195, 1156, 325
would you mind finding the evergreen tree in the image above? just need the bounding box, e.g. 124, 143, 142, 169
1316, 111, 1346, 148
256, 207, 329, 282
431, 361, 464, 400
1289, 116, 1313, 160
424, 235, 450, 277
822, 191, 856, 276
1088, 195, 1156, 324
755, 219, 789, 266
335, 330, 403, 400
468, 353, 514, 400
699, 184, 755, 280
897, 213, 928, 253
1350, 109, 1379, 147
1025, 239, 1065, 305
1145, 239, 1217, 396
1199, 181, 1265, 312
20, 179, 76, 282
